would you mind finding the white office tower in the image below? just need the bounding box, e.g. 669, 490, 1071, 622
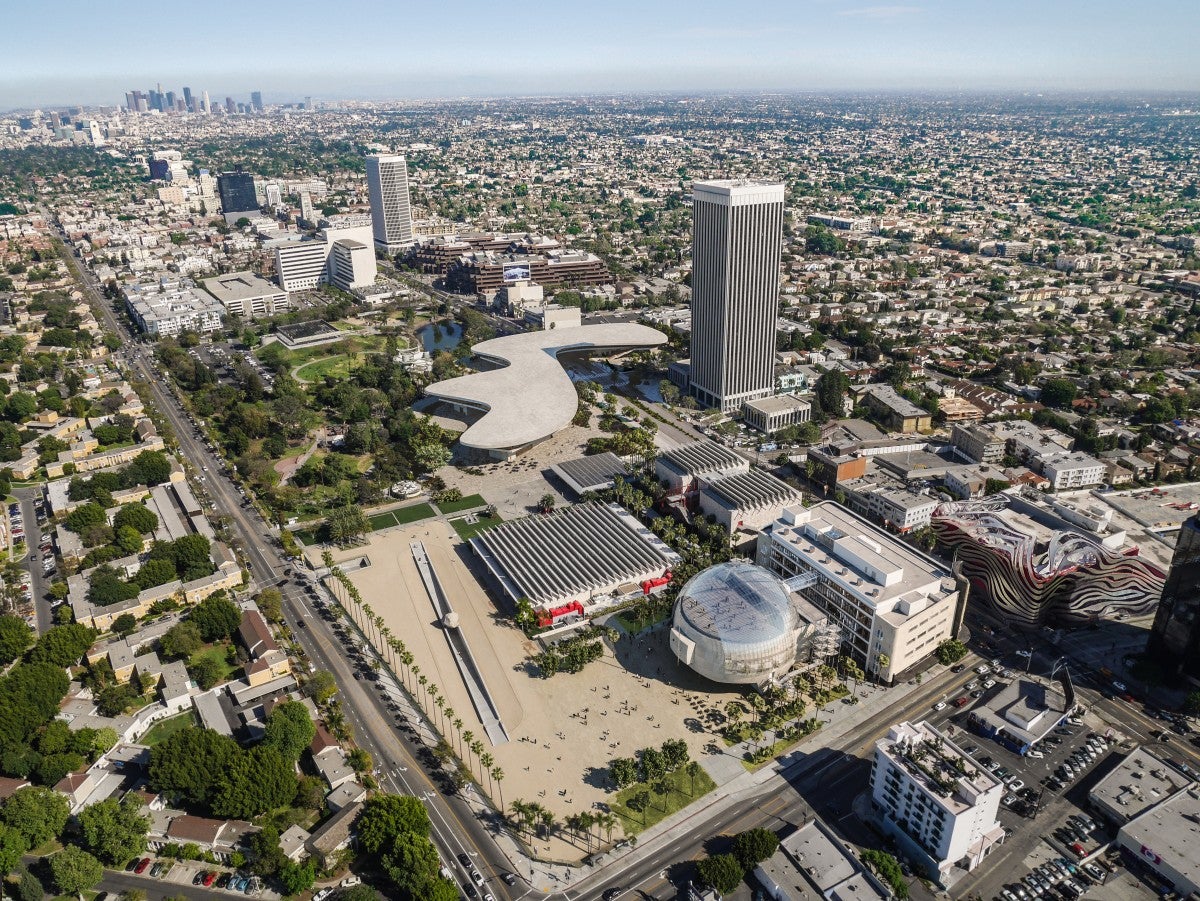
365, 154, 414, 252
689, 180, 784, 413
265, 183, 282, 207
299, 191, 314, 223
201, 91, 210, 114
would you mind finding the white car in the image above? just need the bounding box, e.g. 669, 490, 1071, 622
983, 679, 996, 689
1016, 649, 1033, 658
976, 664, 990, 675
934, 700, 947, 711
1027, 750, 1044, 759
313, 891, 332, 901
1112, 680, 1127, 692
1009, 778, 1025, 791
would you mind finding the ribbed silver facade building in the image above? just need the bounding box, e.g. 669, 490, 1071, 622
689, 180, 785, 413
365, 154, 414, 252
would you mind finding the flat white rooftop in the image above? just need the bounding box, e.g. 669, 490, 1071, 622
424, 323, 666, 452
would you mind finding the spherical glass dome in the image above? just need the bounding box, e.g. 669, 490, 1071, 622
669, 562, 800, 684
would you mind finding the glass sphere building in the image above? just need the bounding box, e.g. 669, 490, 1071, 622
669, 562, 802, 684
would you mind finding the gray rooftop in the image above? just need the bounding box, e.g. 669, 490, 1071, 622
425, 324, 666, 452
743, 394, 813, 416
1090, 746, 1192, 824
202, 271, 284, 303
551, 452, 629, 496
472, 502, 680, 606
659, 439, 745, 478
968, 676, 1069, 747
701, 467, 803, 513
1119, 784, 1200, 892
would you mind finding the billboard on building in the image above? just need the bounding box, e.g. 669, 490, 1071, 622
503, 263, 531, 283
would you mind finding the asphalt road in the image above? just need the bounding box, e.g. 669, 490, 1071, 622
16, 489, 51, 633
55, 236, 521, 900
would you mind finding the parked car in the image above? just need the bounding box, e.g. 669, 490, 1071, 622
203, 871, 217, 887
134, 858, 151, 875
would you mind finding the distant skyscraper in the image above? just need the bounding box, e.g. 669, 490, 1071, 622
225, 96, 235, 114
217, 169, 259, 217
201, 91, 210, 114
304, 96, 313, 110
365, 154, 414, 252
165, 91, 176, 110
182, 86, 193, 111
251, 91, 264, 112
688, 180, 785, 413
1147, 513, 1200, 681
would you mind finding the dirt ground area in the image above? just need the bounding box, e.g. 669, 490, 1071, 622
313, 520, 746, 861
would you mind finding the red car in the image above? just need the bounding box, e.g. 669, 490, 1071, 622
1070, 843, 1087, 858
954, 697, 970, 707
134, 858, 152, 874
202, 872, 217, 887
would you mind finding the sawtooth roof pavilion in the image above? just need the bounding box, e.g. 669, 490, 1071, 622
424, 323, 667, 457
471, 502, 681, 609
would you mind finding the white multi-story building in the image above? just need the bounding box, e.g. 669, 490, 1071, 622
689, 180, 784, 413
365, 154, 414, 252
756, 502, 960, 682
123, 278, 224, 337
273, 224, 378, 293
871, 721, 1005, 880
274, 240, 329, 292
202, 271, 290, 320
1039, 451, 1106, 491
327, 239, 376, 291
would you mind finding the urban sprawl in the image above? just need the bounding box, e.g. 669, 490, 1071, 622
0, 89, 1198, 901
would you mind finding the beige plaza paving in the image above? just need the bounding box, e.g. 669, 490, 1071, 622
314, 520, 746, 861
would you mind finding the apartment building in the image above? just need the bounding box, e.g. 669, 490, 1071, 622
871, 720, 1005, 881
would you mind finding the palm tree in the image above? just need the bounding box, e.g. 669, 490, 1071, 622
539, 809, 556, 840
686, 760, 701, 796
510, 799, 530, 838
462, 731, 476, 773
479, 752, 494, 794
492, 767, 504, 810
417, 673, 427, 709
470, 739, 484, 776
451, 717, 463, 755
600, 811, 616, 844
379, 626, 393, 665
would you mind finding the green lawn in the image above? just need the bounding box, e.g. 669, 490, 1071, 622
189, 643, 240, 684
451, 514, 501, 541
294, 354, 354, 383
435, 493, 487, 514
609, 766, 717, 836
139, 710, 198, 747
293, 529, 320, 546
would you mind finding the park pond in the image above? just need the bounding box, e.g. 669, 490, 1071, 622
417, 319, 464, 352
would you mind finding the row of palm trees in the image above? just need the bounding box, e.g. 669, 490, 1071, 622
320, 552, 505, 809
508, 800, 619, 851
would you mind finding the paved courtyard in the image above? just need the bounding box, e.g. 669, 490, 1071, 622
315, 520, 752, 861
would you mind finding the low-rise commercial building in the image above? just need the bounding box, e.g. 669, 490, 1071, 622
871, 720, 1005, 882
757, 502, 961, 682
1116, 783, 1200, 897
965, 674, 1072, 755
1040, 451, 1106, 490
754, 817, 891, 900
202, 271, 289, 320
742, 394, 812, 434
1089, 746, 1191, 828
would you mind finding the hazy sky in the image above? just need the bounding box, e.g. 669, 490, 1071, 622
4, 0, 1198, 109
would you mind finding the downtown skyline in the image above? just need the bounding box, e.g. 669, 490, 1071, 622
3, 0, 1199, 110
